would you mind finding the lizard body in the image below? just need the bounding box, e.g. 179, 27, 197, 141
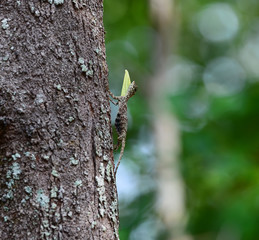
107, 81, 137, 175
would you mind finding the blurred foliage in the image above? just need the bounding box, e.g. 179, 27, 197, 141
104, 0, 259, 240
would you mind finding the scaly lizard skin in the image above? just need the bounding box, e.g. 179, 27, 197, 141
107, 81, 137, 175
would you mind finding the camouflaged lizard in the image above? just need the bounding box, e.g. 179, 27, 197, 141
107, 81, 137, 175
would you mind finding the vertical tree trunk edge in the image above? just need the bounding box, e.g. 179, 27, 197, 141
0, 1, 119, 239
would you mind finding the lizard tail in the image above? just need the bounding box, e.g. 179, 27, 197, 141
114, 138, 126, 175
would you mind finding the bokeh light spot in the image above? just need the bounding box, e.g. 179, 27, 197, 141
239, 31, 259, 79
197, 3, 239, 42
203, 57, 246, 96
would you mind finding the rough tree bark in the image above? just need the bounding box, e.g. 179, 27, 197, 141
0, 1, 119, 239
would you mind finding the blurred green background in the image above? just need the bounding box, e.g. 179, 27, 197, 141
104, 0, 259, 240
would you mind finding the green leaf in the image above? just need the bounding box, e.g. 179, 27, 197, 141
121, 69, 131, 96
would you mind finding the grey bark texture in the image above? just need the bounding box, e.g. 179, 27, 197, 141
0, 1, 119, 239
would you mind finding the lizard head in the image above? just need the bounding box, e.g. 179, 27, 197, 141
126, 81, 137, 99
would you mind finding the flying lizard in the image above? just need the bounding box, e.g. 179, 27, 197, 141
106, 70, 137, 175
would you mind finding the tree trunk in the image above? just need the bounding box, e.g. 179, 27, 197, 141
149, 1, 188, 239
0, 1, 119, 239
